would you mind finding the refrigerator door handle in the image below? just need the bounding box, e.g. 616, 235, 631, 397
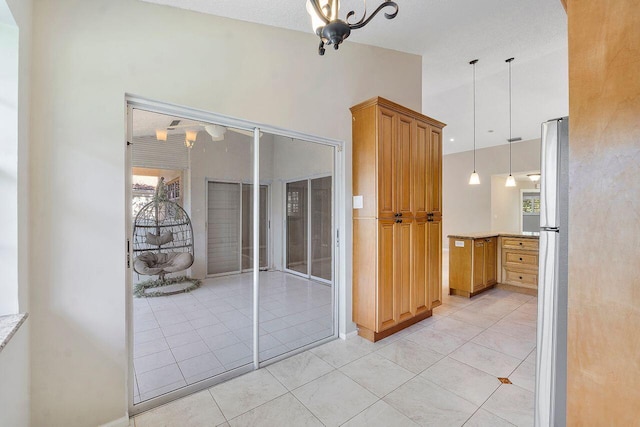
540, 120, 560, 229
535, 231, 559, 427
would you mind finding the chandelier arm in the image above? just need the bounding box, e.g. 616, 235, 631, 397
309, 0, 330, 25
347, 1, 398, 30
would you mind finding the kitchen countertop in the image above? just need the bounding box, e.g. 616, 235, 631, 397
0, 313, 28, 353
447, 232, 540, 240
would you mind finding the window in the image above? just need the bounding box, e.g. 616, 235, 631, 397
521, 190, 541, 233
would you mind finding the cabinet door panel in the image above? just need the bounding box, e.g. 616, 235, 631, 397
397, 114, 413, 217
395, 220, 414, 322
378, 220, 396, 331
378, 107, 396, 218
427, 220, 442, 308
428, 126, 442, 217
485, 237, 497, 285
473, 240, 485, 291
413, 220, 428, 314
414, 121, 428, 219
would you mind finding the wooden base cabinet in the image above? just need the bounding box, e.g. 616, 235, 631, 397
449, 236, 498, 297
351, 97, 445, 342
500, 237, 539, 290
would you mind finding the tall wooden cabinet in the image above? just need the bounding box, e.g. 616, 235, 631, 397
351, 97, 445, 342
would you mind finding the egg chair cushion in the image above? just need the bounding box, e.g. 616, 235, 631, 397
134, 251, 193, 276
146, 231, 174, 246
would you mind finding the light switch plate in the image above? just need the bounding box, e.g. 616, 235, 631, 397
455, 240, 465, 247
353, 195, 364, 209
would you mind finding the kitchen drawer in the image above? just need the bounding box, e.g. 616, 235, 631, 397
503, 268, 538, 288
504, 251, 538, 268
502, 237, 539, 251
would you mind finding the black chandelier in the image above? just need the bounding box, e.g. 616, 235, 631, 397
306, 0, 399, 55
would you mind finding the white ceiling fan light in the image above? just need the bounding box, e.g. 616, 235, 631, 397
204, 124, 227, 141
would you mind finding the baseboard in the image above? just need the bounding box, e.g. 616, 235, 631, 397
339, 330, 358, 340
100, 415, 130, 427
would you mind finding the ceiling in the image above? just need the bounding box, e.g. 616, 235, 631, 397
140, 0, 568, 154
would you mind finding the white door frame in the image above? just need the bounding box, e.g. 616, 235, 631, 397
125, 94, 344, 416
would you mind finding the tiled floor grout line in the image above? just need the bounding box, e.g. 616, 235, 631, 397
206, 388, 229, 425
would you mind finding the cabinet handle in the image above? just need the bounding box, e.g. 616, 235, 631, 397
519, 257, 523, 261
395, 219, 403, 224
398, 213, 403, 217
519, 276, 523, 280
394, 213, 399, 217
519, 242, 523, 245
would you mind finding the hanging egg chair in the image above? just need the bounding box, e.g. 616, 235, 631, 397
132, 177, 194, 282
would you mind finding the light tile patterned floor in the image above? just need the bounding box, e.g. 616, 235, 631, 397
133, 271, 333, 403
132, 252, 538, 426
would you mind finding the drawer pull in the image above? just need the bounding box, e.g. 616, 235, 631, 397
519, 242, 523, 245
519, 257, 523, 261
519, 276, 523, 280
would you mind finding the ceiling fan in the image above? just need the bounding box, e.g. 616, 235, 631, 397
155, 120, 261, 148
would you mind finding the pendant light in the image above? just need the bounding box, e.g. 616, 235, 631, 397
505, 57, 516, 187
469, 59, 480, 185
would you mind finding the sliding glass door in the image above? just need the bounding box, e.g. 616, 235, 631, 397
286, 180, 309, 275
207, 181, 242, 275
128, 101, 340, 415
286, 176, 333, 283
311, 176, 332, 282
207, 182, 268, 275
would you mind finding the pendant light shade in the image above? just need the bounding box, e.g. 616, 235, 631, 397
469, 172, 480, 185
469, 59, 480, 185
505, 57, 516, 188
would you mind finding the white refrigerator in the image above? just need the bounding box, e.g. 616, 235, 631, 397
535, 117, 569, 427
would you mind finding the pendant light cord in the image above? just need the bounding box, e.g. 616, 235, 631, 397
507, 57, 514, 176
470, 59, 478, 172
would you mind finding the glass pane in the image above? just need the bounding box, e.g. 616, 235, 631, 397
208, 181, 241, 274
130, 107, 255, 406
258, 133, 335, 363
286, 180, 308, 274
311, 176, 332, 281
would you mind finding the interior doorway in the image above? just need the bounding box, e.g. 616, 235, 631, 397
126, 98, 343, 415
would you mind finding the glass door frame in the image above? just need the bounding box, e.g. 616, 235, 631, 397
283, 173, 334, 286
126, 95, 344, 416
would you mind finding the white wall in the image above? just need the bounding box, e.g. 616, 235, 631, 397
0, 321, 30, 427
27, 1, 422, 425
491, 175, 538, 232
442, 138, 541, 248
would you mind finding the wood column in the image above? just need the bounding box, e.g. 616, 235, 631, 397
567, 0, 640, 424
